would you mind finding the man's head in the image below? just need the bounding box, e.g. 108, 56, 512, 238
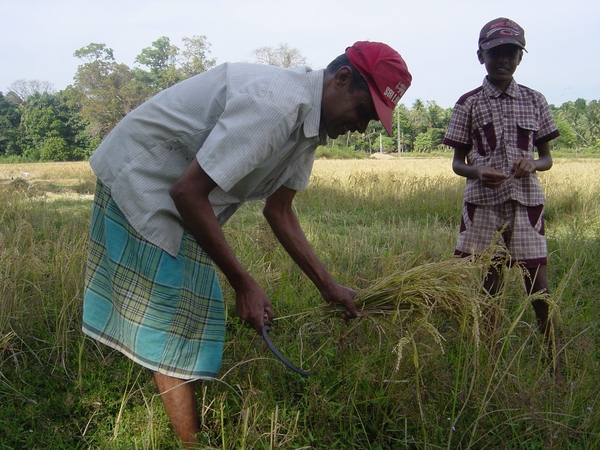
321, 41, 411, 138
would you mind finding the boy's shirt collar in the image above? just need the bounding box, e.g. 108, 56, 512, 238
482, 77, 520, 99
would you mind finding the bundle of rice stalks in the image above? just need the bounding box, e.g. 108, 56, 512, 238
317, 256, 490, 366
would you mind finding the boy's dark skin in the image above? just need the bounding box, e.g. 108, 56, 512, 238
452, 43, 563, 384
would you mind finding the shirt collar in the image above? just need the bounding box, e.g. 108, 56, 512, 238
482, 76, 521, 99
303, 69, 325, 143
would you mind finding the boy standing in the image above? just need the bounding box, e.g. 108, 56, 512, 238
443, 18, 562, 381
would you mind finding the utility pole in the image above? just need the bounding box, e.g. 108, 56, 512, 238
397, 109, 402, 157
397, 109, 400, 153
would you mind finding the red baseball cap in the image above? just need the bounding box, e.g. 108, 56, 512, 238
346, 41, 412, 136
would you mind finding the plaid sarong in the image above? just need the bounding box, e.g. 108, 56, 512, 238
83, 180, 226, 379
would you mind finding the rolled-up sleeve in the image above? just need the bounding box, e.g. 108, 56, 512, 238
443, 102, 473, 151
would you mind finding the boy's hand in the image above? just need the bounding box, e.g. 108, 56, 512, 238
478, 166, 509, 189
511, 157, 536, 178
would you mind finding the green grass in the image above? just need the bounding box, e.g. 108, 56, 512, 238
1, 158, 599, 449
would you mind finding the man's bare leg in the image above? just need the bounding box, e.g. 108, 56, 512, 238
153, 371, 200, 448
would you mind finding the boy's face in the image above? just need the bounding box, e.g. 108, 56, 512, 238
477, 44, 523, 89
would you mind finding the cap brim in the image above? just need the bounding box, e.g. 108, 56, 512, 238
481, 38, 527, 52
367, 84, 394, 136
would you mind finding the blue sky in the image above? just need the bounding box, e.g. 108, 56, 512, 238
2, 0, 598, 108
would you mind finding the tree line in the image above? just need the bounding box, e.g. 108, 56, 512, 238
0, 36, 598, 162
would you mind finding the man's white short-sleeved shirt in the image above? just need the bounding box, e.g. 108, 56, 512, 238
90, 63, 325, 256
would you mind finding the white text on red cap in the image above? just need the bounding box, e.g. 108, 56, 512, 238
384, 82, 409, 106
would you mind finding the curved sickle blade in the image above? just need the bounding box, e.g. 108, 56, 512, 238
261, 325, 310, 377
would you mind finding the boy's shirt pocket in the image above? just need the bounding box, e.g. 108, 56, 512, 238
516, 121, 539, 151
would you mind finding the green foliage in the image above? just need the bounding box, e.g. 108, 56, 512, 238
0, 87, 94, 162
179, 35, 217, 78
0, 92, 22, 156
70, 35, 218, 142
134, 36, 182, 91
40, 136, 70, 161
73, 42, 115, 62
553, 119, 576, 149
553, 98, 600, 149
131, 35, 217, 94
21, 93, 64, 133
135, 36, 179, 72
73, 45, 146, 138
414, 131, 434, 152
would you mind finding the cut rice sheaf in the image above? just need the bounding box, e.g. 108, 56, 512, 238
321, 257, 490, 368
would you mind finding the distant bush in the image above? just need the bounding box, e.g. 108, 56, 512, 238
553, 146, 600, 158
40, 137, 70, 161
315, 145, 369, 159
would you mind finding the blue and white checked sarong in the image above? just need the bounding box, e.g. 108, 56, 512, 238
83, 181, 226, 379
